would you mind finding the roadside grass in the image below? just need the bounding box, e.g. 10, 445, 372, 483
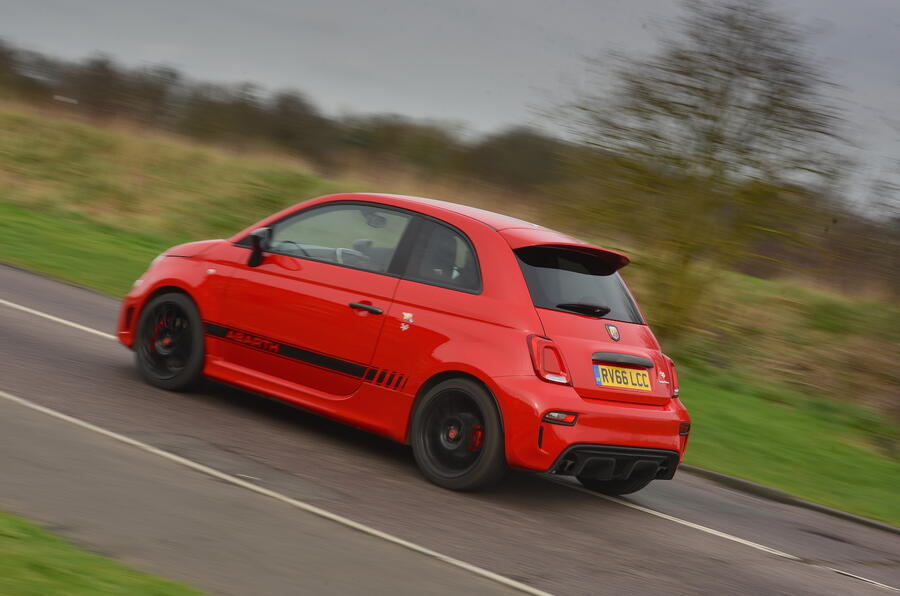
0, 511, 199, 596
681, 368, 900, 525
1, 102, 897, 526
0, 202, 167, 296
0, 105, 342, 242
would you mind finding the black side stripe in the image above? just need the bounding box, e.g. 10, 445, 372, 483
206, 322, 410, 390
205, 322, 366, 378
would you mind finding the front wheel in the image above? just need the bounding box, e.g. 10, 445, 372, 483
576, 474, 654, 496
134, 292, 205, 391
410, 378, 506, 491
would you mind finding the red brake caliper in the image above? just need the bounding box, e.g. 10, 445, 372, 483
153, 315, 175, 352
469, 425, 484, 451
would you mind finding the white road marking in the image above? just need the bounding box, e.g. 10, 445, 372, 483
549, 478, 800, 559
825, 568, 900, 593
0, 388, 551, 596
2, 297, 898, 593
0, 298, 115, 340
551, 479, 899, 592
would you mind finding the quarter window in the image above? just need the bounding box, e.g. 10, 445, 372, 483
408, 221, 481, 292
269, 204, 411, 273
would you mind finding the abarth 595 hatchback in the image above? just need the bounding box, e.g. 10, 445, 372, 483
118, 193, 691, 492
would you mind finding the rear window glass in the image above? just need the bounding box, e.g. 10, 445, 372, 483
515, 246, 643, 324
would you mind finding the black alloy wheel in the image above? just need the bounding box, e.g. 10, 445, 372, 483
135, 292, 205, 391
410, 378, 505, 491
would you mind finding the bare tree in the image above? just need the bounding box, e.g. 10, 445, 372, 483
562, 0, 842, 338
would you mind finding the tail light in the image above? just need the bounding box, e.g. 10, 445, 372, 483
663, 354, 680, 397
528, 335, 571, 385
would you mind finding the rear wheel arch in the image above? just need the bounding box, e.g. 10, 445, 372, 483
406, 370, 504, 444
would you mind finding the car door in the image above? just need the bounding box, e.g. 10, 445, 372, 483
216, 202, 413, 396
369, 218, 486, 387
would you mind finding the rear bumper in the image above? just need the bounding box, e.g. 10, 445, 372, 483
550, 444, 679, 481
489, 375, 690, 473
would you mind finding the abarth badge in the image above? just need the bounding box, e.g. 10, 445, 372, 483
606, 323, 620, 341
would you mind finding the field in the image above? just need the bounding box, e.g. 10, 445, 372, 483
1, 103, 897, 525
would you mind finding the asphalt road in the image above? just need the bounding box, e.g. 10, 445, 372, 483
0, 396, 525, 596
1, 263, 898, 595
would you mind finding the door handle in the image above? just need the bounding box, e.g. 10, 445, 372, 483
349, 302, 383, 315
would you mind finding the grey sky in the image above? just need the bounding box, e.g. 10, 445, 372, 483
4, 0, 899, 194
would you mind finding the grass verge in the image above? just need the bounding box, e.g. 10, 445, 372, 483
680, 367, 899, 524
0, 511, 199, 596
1, 203, 897, 525
0, 202, 167, 296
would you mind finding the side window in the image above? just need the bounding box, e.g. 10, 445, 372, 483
269, 204, 411, 273
408, 221, 481, 292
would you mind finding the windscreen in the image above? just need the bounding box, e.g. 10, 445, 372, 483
515, 246, 644, 324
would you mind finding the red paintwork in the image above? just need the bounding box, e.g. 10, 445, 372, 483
118, 193, 691, 471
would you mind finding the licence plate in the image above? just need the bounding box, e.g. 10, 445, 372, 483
593, 364, 652, 391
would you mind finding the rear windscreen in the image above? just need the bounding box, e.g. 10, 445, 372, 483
515, 246, 644, 324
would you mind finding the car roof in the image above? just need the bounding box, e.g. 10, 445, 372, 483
323, 193, 546, 232
236, 192, 631, 271
319, 193, 632, 271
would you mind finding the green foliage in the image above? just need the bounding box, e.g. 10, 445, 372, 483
0, 511, 199, 595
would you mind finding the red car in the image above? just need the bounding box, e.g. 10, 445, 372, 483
118, 193, 690, 492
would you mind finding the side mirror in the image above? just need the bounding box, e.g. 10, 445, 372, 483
248, 227, 271, 267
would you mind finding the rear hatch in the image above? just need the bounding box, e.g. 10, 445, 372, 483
514, 244, 673, 406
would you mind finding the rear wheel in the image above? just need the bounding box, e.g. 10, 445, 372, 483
576, 474, 654, 496
135, 292, 204, 391
410, 378, 505, 491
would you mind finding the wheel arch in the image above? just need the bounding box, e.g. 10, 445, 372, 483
405, 370, 504, 443
140, 284, 200, 316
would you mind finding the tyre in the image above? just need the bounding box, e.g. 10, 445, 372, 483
410, 378, 506, 491
134, 292, 205, 391
576, 474, 654, 496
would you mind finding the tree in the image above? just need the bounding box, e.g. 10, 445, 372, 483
464, 126, 567, 190
65, 55, 126, 118
124, 65, 181, 127
341, 115, 463, 176
562, 0, 841, 338
267, 90, 338, 163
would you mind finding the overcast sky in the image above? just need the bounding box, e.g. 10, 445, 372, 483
4, 0, 899, 197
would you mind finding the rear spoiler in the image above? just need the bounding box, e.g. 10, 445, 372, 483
500, 228, 631, 274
